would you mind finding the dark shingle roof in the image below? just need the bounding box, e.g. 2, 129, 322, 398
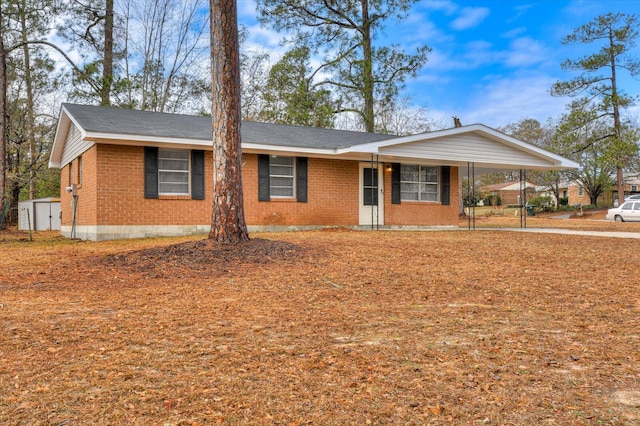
63, 103, 397, 150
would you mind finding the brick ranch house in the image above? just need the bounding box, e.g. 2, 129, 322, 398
49, 104, 578, 241
481, 181, 537, 206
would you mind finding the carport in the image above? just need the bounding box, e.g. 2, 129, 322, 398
461, 165, 539, 229
364, 124, 579, 229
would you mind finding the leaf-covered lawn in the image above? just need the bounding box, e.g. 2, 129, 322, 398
1, 218, 639, 425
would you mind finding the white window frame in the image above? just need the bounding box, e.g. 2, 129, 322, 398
400, 164, 439, 202
269, 155, 295, 198
158, 148, 190, 195
578, 186, 584, 196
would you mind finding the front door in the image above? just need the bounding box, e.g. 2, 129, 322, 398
359, 163, 384, 226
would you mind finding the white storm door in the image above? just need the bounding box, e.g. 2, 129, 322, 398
358, 163, 384, 226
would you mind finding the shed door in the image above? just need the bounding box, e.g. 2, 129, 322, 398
359, 163, 384, 226
34, 202, 56, 231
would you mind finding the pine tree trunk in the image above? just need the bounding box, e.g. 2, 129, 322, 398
20, 0, 37, 199
360, 0, 375, 133
0, 3, 7, 229
208, 0, 249, 243
101, 0, 114, 106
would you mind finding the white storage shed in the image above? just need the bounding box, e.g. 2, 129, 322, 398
18, 198, 61, 231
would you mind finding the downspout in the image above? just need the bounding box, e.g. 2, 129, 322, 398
472, 163, 476, 230
467, 162, 470, 230
369, 153, 379, 230
71, 194, 78, 239
467, 162, 476, 230
371, 154, 374, 230
519, 169, 527, 229
376, 154, 379, 230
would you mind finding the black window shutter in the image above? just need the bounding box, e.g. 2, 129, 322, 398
296, 157, 308, 202
258, 154, 270, 201
441, 166, 451, 205
191, 150, 205, 200
144, 146, 159, 199
391, 163, 401, 204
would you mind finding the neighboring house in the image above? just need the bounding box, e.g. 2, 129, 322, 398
561, 181, 593, 206
48, 104, 578, 240
536, 181, 593, 206
481, 181, 537, 206
603, 174, 640, 206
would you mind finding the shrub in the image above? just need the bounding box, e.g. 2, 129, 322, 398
483, 194, 502, 206
527, 196, 554, 212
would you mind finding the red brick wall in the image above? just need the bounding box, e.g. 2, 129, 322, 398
496, 188, 536, 205
94, 144, 210, 226
60, 146, 98, 227
384, 165, 460, 226
243, 154, 359, 225
60, 144, 460, 228
567, 185, 591, 205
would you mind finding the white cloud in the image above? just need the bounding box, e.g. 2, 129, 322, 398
420, 0, 458, 15
420, 48, 468, 72
450, 7, 490, 31
408, 74, 571, 129
244, 23, 285, 51
509, 4, 534, 23
398, 15, 448, 45
504, 37, 548, 67
461, 40, 498, 68
460, 75, 570, 127
501, 26, 527, 39
237, 0, 258, 21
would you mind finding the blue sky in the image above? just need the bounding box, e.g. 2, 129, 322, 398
237, 0, 640, 129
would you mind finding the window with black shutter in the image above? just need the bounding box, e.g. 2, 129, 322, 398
144, 147, 204, 199
258, 155, 307, 202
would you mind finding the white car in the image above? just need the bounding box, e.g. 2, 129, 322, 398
624, 194, 640, 201
606, 201, 640, 222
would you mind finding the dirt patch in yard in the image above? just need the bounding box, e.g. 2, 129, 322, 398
1, 223, 639, 425
104, 238, 307, 279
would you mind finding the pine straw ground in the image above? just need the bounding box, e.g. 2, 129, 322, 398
1, 214, 640, 425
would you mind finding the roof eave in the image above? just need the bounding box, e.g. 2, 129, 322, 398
48, 106, 72, 168
81, 132, 344, 156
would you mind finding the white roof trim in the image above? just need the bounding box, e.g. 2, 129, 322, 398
84, 133, 339, 156
49, 107, 70, 168
85, 131, 211, 147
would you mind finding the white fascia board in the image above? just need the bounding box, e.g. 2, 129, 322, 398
49, 106, 79, 168
84, 134, 342, 157
241, 143, 337, 156
85, 131, 211, 147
